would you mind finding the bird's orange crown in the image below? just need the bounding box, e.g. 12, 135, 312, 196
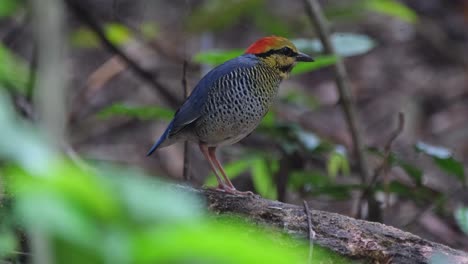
245, 36, 294, 54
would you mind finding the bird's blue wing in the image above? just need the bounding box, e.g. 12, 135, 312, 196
147, 54, 257, 155
169, 54, 258, 135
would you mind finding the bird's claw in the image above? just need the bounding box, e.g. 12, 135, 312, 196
206, 185, 255, 196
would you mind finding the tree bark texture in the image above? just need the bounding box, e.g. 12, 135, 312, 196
191, 188, 468, 264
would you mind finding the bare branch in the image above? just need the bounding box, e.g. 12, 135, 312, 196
64, 0, 180, 108
302, 0, 370, 184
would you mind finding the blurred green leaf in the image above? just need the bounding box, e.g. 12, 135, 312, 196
455, 207, 468, 235
0, 230, 16, 258
105, 23, 132, 46
193, 49, 243, 65
368, 148, 424, 186
327, 149, 350, 178
71, 23, 132, 48
415, 142, 465, 183
379, 181, 434, 201
433, 157, 465, 183
15, 191, 100, 248
293, 33, 376, 57
134, 220, 311, 263
107, 167, 204, 223
382, 181, 412, 197
0, 44, 31, 94
260, 111, 276, 128
8, 164, 120, 221
98, 103, 173, 121
70, 27, 100, 48
364, 0, 418, 24
252, 158, 276, 199
0, 0, 22, 17
291, 55, 337, 75
398, 161, 423, 186
0, 89, 349, 263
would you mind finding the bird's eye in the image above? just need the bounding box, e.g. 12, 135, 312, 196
279, 47, 295, 57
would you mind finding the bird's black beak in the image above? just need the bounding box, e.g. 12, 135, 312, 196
296, 52, 314, 62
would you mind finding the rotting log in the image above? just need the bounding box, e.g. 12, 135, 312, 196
184, 187, 468, 264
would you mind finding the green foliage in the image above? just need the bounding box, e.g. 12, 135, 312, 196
291, 55, 337, 75
327, 148, 350, 178
364, 0, 418, 24
415, 142, 465, 183
192, 49, 244, 66
367, 147, 423, 186
377, 181, 423, 200
251, 158, 278, 199
71, 23, 133, 48
204, 153, 278, 199
0, 0, 22, 17
325, 0, 418, 24
98, 103, 173, 121
0, 43, 31, 94
104, 23, 132, 46
1, 91, 348, 263
455, 207, 468, 235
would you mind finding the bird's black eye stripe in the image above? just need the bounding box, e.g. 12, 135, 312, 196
256, 47, 298, 58
279, 47, 297, 57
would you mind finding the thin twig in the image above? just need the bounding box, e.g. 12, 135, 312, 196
302, 0, 370, 184
358, 113, 405, 219
64, 0, 180, 108
182, 59, 191, 181
303, 200, 315, 263
369, 112, 405, 186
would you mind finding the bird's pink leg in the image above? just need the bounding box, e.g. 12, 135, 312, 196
208, 147, 253, 195
207, 147, 235, 189
199, 144, 230, 191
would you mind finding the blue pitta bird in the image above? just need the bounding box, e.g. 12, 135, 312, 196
147, 36, 313, 194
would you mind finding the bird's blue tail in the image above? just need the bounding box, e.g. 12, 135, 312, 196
146, 121, 174, 156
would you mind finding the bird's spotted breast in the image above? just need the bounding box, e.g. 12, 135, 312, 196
193, 63, 281, 146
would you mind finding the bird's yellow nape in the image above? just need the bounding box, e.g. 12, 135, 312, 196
244, 36, 296, 55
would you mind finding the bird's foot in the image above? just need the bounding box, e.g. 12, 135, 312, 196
224, 188, 254, 196
207, 184, 255, 196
